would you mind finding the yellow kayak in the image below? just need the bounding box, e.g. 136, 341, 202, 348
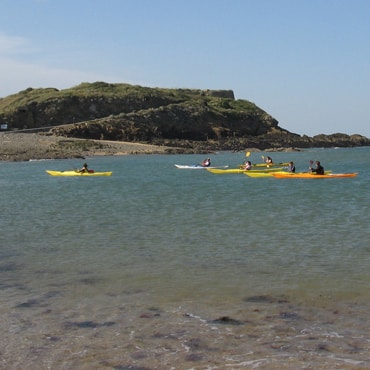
46, 170, 112, 177
207, 167, 284, 174
247, 162, 290, 168
244, 171, 285, 177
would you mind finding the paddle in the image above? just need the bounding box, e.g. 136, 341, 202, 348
245, 151, 251, 157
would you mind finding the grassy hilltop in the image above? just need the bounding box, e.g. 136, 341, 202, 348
1, 82, 368, 151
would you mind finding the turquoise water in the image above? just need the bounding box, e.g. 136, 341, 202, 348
1, 147, 369, 369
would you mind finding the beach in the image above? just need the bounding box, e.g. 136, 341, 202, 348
0, 132, 177, 161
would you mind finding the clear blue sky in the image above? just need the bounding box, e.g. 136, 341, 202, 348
1, 0, 369, 137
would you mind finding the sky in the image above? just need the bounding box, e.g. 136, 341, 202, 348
0, 0, 369, 137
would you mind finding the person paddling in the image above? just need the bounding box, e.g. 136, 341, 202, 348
78, 163, 89, 173
200, 158, 211, 167
244, 160, 252, 170
288, 161, 296, 173
309, 160, 324, 175
265, 156, 273, 165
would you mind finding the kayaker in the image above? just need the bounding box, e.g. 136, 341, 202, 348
288, 161, 296, 173
201, 158, 211, 167
309, 161, 324, 175
244, 160, 252, 170
265, 156, 273, 164
78, 163, 89, 173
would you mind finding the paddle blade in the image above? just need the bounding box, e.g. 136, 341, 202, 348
245, 151, 251, 157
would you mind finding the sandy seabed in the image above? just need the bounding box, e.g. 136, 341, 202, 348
1, 294, 369, 369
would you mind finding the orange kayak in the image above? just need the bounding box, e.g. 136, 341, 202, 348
271, 172, 357, 179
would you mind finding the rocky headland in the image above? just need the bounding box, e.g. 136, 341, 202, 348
1, 82, 369, 161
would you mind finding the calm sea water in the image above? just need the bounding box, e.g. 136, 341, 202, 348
1, 147, 369, 369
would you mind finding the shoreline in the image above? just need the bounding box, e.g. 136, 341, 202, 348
0, 132, 180, 162
3, 131, 368, 162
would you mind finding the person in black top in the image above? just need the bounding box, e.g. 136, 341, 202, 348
310, 161, 324, 175
79, 163, 89, 173
288, 161, 296, 173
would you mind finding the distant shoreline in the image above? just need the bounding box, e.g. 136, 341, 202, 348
0, 132, 179, 162
1, 131, 369, 162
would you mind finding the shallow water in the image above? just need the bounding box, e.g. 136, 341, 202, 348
0, 147, 369, 369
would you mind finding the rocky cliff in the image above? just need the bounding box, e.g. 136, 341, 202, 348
1, 81, 369, 151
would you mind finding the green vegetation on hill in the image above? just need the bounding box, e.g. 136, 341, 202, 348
0, 82, 276, 136
1, 82, 368, 150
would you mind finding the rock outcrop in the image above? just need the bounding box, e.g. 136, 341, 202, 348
1, 81, 369, 151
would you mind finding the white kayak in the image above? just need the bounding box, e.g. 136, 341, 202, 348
174, 164, 229, 169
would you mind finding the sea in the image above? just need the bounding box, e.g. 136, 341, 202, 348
0, 147, 369, 369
